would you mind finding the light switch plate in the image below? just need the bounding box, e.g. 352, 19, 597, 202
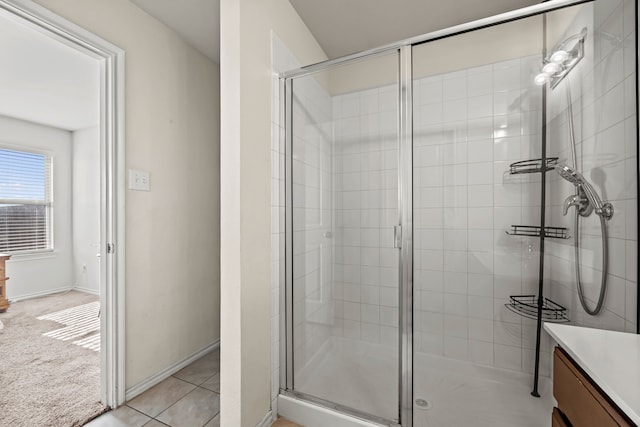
128, 169, 150, 191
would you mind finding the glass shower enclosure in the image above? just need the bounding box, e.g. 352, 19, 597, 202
283, 51, 404, 423
279, 0, 638, 426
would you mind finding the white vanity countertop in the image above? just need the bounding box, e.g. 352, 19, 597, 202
544, 323, 640, 425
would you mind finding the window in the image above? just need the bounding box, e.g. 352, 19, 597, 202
0, 147, 53, 253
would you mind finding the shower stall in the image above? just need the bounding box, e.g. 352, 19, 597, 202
276, 0, 638, 426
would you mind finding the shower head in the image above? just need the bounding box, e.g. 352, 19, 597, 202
555, 164, 585, 186
555, 164, 612, 219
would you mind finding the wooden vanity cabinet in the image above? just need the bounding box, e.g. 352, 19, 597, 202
0, 253, 10, 312
552, 407, 571, 427
553, 346, 634, 427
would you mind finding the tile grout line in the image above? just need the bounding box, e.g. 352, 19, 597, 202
147, 385, 221, 427
171, 370, 220, 388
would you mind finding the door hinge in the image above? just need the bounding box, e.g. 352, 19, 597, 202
107, 243, 115, 254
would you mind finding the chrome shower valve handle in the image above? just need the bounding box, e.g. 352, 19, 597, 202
562, 187, 592, 217
562, 194, 584, 215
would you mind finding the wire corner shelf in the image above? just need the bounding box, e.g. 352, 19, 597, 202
505, 225, 569, 239
505, 295, 569, 323
509, 157, 559, 175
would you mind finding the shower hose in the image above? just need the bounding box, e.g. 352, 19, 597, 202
565, 83, 609, 316
573, 209, 608, 315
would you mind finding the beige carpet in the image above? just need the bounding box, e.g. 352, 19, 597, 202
0, 291, 107, 427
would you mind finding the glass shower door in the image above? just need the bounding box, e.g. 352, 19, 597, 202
285, 51, 402, 423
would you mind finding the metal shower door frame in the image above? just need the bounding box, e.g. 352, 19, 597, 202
280, 48, 410, 426
398, 45, 414, 427
279, 1, 595, 426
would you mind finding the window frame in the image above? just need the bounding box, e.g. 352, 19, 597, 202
0, 144, 54, 255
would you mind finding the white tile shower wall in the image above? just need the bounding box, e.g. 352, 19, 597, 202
413, 55, 552, 375
330, 85, 400, 349
546, 0, 637, 333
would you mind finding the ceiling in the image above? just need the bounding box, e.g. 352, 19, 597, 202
0, 11, 100, 131
289, 0, 541, 59
131, 0, 220, 63
0, 0, 545, 132
130, 0, 541, 63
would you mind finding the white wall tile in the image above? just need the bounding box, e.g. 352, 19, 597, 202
343, 319, 361, 339
420, 78, 444, 104
467, 162, 493, 185
380, 287, 399, 307
443, 229, 467, 251
444, 272, 468, 294
468, 295, 494, 319
467, 184, 493, 207
380, 307, 399, 327
467, 95, 493, 119
421, 333, 444, 355
444, 100, 467, 122
443, 164, 467, 187
420, 311, 444, 334
469, 318, 494, 342
443, 77, 467, 101
626, 280, 637, 325
361, 304, 380, 324
468, 273, 494, 297
444, 293, 467, 316
467, 71, 492, 97
444, 314, 468, 338
467, 117, 495, 141
443, 336, 468, 360
361, 322, 380, 343
421, 290, 444, 313
494, 344, 522, 371
469, 340, 494, 365
467, 139, 494, 163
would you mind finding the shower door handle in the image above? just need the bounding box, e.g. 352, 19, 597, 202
393, 225, 402, 249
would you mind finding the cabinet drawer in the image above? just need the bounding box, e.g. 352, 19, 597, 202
554, 347, 633, 427
552, 407, 571, 427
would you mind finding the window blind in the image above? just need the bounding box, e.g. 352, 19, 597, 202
0, 148, 52, 253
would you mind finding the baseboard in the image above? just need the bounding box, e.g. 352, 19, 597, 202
125, 340, 220, 402
9, 286, 73, 303
257, 410, 274, 427
73, 286, 100, 296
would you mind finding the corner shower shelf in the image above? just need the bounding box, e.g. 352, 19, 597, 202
505, 295, 569, 323
509, 157, 559, 175
505, 225, 569, 239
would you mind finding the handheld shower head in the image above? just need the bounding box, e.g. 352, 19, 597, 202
555, 164, 613, 219
555, 164, 585, 186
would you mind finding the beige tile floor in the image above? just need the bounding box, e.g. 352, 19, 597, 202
85, 349, 220, 427
271, 418, 303, 427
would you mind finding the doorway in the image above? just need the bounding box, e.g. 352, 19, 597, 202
0, 0, 125, 412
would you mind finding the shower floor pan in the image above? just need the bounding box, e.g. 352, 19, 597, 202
413, 352, 553, 427
286, 337, 553, 427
